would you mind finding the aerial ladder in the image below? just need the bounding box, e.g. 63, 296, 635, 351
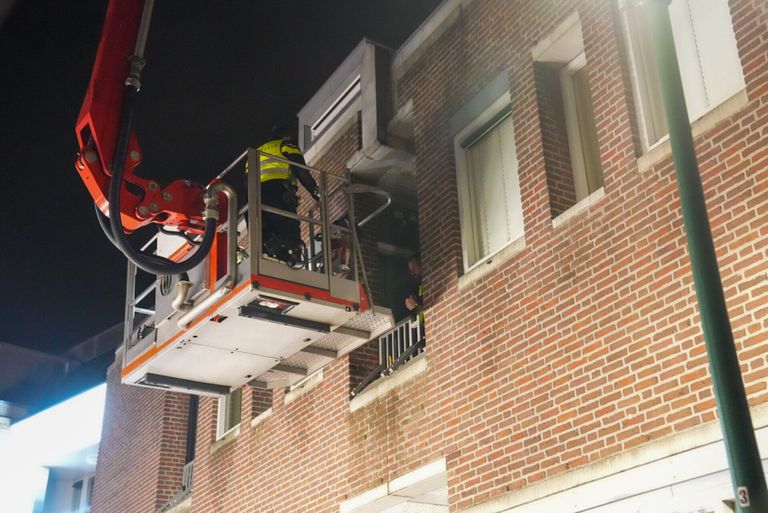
75, 0, 394, 396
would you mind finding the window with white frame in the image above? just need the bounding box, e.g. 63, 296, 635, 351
71, 480, 83, 513
70, 476, 95, 513
84, 476, 94, 512
454, 94, 525, 269
216, 387, 242, 438
622, 0, 745, 148
560, 55, 603, 201
533, 13, 603, 218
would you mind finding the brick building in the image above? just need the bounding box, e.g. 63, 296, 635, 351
91, 0, 768, 512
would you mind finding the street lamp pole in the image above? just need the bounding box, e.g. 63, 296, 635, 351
643, 1, 768, 510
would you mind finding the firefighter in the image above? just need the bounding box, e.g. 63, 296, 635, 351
404, 253, 423, 319
404, 252, 425, 351
249, 126, 320, 264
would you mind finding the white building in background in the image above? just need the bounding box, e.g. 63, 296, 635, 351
0, 384, 105, 513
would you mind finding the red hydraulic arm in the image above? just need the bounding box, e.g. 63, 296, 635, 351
74, 0, 206, 234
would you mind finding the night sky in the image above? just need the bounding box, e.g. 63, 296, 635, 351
0, 0, 441, 354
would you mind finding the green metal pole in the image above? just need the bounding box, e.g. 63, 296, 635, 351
644, 1, 767, 511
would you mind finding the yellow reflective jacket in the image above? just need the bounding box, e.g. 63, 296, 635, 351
247, 138, 303, 184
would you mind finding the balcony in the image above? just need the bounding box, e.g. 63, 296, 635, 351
351, 316, 425, 398
156, 460, 194, 513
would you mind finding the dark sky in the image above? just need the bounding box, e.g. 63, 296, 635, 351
0, 0, 441, 353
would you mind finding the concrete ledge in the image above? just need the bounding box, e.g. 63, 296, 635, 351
457, 237, 526, 291
304, 109, 359, 164
531, 10, 580, 61
341, 459, 447, 513
461, 402, 768, 513
390, 459, 446, 496
637, 88, 749, 173
393, 0, 476, 80
342, 484, 389, 513
350, 353, 427, 413
551, 187, 605, 230
159, 494, 192, 513
250, 407, 273, 428
285, 370, 324, 404
210, 424, 240, 454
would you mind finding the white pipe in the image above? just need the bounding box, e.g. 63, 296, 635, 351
177, 182, 239, 330
171, 280, 193, 313
177, 281, 231, 330
208, 183, 238, 288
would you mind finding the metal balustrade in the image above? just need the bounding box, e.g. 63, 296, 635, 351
181, 460, 194, 492
157, 460, 194, 513
351, 316, 425, 398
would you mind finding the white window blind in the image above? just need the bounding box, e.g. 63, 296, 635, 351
462, 113, 524, 265
626, 0, 745, 146
71, 480, 84, 512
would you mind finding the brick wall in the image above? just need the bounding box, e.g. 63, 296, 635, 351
188, 357, 433, 512
182, 118, 434, 511
93, 1, 768, 512
91, 364, 191, 513
249, 385, 273, 417
396, 0, 768, 509
349, 338, 380, 393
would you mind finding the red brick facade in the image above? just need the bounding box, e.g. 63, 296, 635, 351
91, 364, 191, 513
92, 1, 768, 512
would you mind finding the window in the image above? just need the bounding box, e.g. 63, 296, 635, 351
454, 94, 524, 269
533, 13, 603, 219
84, 477, 94, 512
71, 480, 83, 512
70, 477, 94, 513
216, 387, 242, 438
623, 0, 745, 147
560, 55, 603, 202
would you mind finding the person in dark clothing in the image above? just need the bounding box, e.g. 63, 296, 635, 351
404, 253, 423, 317
248, 126, 319, 264
404, 252, 425, 353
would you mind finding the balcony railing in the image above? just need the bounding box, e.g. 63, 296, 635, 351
157, 461, 194, 513
181, 460, 194, 493
351, 316, 425, 398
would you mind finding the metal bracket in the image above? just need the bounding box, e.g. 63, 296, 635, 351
238, 305, 331, 333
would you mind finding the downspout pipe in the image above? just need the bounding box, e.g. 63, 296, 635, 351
646, 1, 768, 511
177, 183, 238, 330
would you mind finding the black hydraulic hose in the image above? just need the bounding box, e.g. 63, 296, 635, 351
108, 86, 216, 275
97, 202, 194, 268
95, 202, 118, 249
160, 226, 201, 246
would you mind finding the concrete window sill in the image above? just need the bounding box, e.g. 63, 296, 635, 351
637, 89, 748, 173
551, 187, 605, 229
159, 494, 192, 513
250, 407, 273, 428
350, 353, 427, 413
210, 424, 240, 454
458, 236, 527, 290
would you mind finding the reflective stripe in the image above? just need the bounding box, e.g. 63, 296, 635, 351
260, 171, 292, 182
281, 143, 302, 156
417, 283, 425, 323
249, 138, 294, 182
